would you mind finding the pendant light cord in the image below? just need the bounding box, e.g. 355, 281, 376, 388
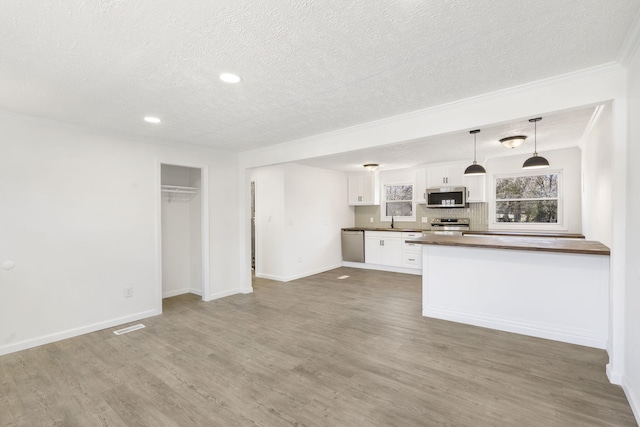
533, 119, 537, 155
529, 117, 542, 156
474, 132, 478, 163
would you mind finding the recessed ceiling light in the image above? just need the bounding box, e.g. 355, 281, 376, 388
144, 116, 161, 124
219, 73, 241, 83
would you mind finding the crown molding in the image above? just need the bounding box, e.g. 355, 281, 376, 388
240, 62, 624, 162
618, 9, 640, 66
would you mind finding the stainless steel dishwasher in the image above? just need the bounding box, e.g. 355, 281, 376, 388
341, 230, 365, 262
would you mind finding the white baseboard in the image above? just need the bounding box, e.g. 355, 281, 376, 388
0, 309, 160, 356
255, 264, 343, 282
422, 306, 607, 349
623, 377, 640, 425
342, 261, 422, 276
203, 288, 247, 302
162, 288, 189, 298
163, 288, 203, 298
606, 363, 624, 385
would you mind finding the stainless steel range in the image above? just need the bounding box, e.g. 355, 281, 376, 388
425, 218, 470, 236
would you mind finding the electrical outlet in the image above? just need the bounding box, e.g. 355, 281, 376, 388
421, 217, 428, 223
123, 286, 133, 298
369, 217, 374, 223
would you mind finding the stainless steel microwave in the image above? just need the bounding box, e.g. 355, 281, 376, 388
426, 186, 467, 208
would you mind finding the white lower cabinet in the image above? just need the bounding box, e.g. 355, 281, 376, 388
401, 232, 423, 269
365, 231, 402, 267
363, 231, 422, 270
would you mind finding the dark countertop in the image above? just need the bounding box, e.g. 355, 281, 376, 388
406, 234, 610, 256
343, 228, 586, 239
463, 231, 585, 239
342, 227, 426, 232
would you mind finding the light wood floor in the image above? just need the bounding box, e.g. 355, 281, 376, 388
1, 267, 636, 426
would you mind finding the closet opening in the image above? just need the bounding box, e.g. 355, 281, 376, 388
160, 163, 208, 301
251, 180, 256, 272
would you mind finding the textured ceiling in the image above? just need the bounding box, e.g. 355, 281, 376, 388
0, 1, 638, 152
295, 106, 599, 172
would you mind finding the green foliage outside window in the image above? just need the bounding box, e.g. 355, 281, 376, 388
385, 185, 413, 217
495, 174, 558, 223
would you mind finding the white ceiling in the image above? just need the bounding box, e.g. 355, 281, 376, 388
296, 105, 599, 172
1, 1, 638, 153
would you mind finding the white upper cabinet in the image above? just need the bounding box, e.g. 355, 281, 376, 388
348, 173, 380, 205
426, 164, 466, 187
464, 174, 487, 202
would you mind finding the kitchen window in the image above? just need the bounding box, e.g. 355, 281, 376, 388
492, 171, 561, 228
382, 183, 415, 221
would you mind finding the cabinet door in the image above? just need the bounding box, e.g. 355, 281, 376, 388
464, 174, 486, 202
427, 165, 466, 187
414, 168, 427, 203
446, 165, 466, 186
426, 167, 447, 187
360, 174, 375, 204
381, 238, 402, 267
348, 174, 379, 205
364, 236, 384, 264
348, 175, 361, 205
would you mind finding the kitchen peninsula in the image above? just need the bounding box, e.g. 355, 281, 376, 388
408, 234, 610, 349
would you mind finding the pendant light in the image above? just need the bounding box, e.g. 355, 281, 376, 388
522, 117, 549, 169
464, 129, 486, 176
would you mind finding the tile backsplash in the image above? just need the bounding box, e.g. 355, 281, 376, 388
354, 203, 488, 231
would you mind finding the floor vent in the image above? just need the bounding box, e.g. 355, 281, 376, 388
113, 324, 146, 335
337, 275, 350, 280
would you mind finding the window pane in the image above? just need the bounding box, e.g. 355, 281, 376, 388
386, 185, 413, 201
386, 201, 412, 217
495, 200, 558, 223
496, 174, 558, 199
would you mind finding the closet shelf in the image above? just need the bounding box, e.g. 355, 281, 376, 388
161, 185, 199, 194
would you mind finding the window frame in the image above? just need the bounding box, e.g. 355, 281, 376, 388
489, 169, 565, 231
380, 181, 416, 222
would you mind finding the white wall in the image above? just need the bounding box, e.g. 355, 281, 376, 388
485, 147, 583, 233
282, 164, 354, 280
160, 165, 202, 298
0, 113, 241, 356
161, 196, 192, 296
188, 168, 202, 295
252, 164, 354, 281
624, 39, 640, 421
252, 165, 286, 279
581, 104, 613, 246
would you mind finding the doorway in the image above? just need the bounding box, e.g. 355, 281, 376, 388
160, 164, 208, 301
251, 181, 256, 272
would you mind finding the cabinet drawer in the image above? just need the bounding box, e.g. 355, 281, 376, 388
402, 252, 422, 268
366, 231, 401, 239
403, 241, 422, 252
401, 232, 423, 239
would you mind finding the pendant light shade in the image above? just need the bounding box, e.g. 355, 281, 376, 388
523, 118, 549, 170
464, 129, 486, 176
522, 155, 550, 169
